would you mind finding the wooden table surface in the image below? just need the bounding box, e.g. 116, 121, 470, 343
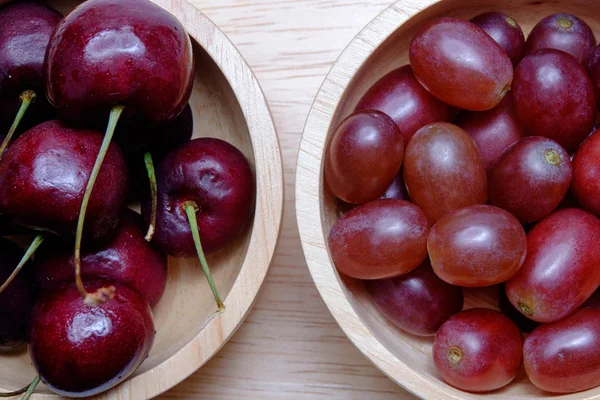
161, 1, 416, 398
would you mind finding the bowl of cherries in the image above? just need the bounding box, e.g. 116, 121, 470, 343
298, 0, 600, 398
0, 0, 283, 398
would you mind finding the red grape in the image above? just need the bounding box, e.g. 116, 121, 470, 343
409, 17, 513, 111
328, 199, 429, 280
365, 260, 463, 336
470, 12, 525, 66
512, 49, 595, 151
403, 123, 487, 224
498, 284, 539, 333
455, 94, 524, 170
488, 136, 572, 224
433, 308, 523, 392
506, 208, 600, 322
428, 205, 527, 287
355, 65, 455, 142
524, 308, 600, 393
589, 44, 600, 108
379, 172, 409, 201
525, 13, 596, 67
572, 129, 600, 214
325, 110, 404, 204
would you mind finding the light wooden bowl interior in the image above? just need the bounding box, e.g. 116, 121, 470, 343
0, 0, 283, 398
297, 0, 600, 399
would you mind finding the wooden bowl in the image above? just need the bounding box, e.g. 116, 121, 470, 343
0, 0, 283, 398
297, 0, 600, 399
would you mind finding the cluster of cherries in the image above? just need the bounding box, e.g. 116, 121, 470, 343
327, 11, 600, 394
0, 0, 254, 398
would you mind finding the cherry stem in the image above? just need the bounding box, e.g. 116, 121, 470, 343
74, 105, 124, 306
183, 200, 225, 312
19, 376, 39, 400
0, 234, 44, 296
0, 90, 37, 161
144, 152, 158, 242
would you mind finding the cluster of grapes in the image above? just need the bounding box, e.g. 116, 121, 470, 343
326, 12, 600, 394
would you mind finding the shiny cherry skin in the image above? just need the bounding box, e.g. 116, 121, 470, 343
325, 110, 404, 204
44, 0, 194, 125
117, 104, 194, 199
410, 17, 513, 111
428, 205, 527, 287
513, 49, 595, 151
525, 14, 596, 67
365, 260, 463, 336
525, 308, 600, 393
35, 209, 168, 307
0, 238, 35, 352
29, 281, 154, 397
143, 138, 255, 258
470, 12, 525, 66
572, 129, 600, 214
355, 65, 455, 142
0, 1, 61, 135
0, 120, 129, 240
379, 172, 410, 201
403, 123, 487, 224
498, 284, 539, 333
455, 94, 524, 170
488, 136, 572, 224
329, 199, 429, 280
506, 208, 600, 322
433, 308, 523, 392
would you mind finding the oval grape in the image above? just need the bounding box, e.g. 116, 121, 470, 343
572, 129, 600, 214
470, 12, 525, 66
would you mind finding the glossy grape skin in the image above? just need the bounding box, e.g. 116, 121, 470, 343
355, 65, 455, 142
409, 17, 513, 111
524, 308, 600, 393
403, 123, 487, 224
470, 12, 525, 66
433, 308, 523, 392
506, 208, 600, 322
325, 110, 404, 204
589, 45, 600, 108
365, 260, 463, 336
328, 199, 429, 280
379, 172, 410, 201
525, 14, 596, 67
488, 136, 573, 224
572, 129, 600, 214
428, 205, 527, 287
455, 94, 524, 170
498, 284, 539, 333
513, 49, 595, 151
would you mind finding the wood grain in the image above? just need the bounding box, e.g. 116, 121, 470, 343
160, 0, 414, 399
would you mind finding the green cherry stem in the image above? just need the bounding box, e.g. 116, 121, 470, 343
183, 200, 225, 312
74, 105, 124, 306
0, 90, 37, 161
0, 234, 44, 295
20, 376, 40, 400
144, 151, 158, 242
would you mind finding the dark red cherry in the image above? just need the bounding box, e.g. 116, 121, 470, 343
0, 120, 129, 240
29, 281, 154, 397
35, 209, 167, 307
0, 1, 61, 142
355, 65, 455, 142
142, 137, 255, 309
0, 238, 35, 352
44, 0, 193, 125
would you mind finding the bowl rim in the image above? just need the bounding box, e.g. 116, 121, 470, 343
296, 1, 600, 399
14, 0, 284, 398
